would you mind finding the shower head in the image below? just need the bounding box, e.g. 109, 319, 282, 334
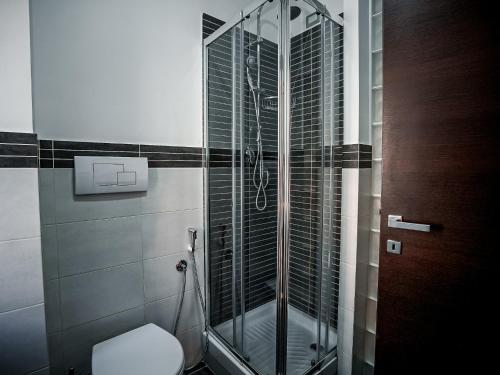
246, 55, 258, 90
290, 6, 302, 21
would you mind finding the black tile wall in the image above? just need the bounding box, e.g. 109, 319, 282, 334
0, 132, 38, 168
203, 13, 225, 39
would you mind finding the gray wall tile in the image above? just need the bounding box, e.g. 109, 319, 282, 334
143, 253, 193, 303
177, 324, 204, 368
141, 209, 202, 259
141, 168, 203, 214
37, 157, 208, 374
0, 169, 41, 241
144, 294, 178, 333
60, 262, 144, 328
61, 306, 144, 373
145, 289, 202, 334
53, 169, 142, 223
47, 333, 63, 375
41, 225, 58, 280
0, 304, 49, 374
0, 238, 44, 313
57, 216, 142, 277
43, 279, 61, 334
38, 169, 55, 225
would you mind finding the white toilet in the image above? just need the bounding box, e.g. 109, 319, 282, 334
92, 323, 185, 375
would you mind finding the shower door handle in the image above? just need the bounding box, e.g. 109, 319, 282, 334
388, 215, 431, 232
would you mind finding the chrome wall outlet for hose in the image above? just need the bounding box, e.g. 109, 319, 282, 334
176, 259, 187, 272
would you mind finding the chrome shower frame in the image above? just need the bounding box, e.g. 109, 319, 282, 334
203, 1, 344, 374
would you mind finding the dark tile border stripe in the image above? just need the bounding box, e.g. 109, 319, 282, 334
0, 132, 38, 168
342, 144, 372, 168
207, 145, 372, 169
38, 139, 203, 168
2, 137, 371, 170
0, 132, 37, 145
53, 140, 139, 152
0, 157, 38, 168
0, 144, 38, 156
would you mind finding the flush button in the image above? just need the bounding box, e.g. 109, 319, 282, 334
387, 240, 402, 254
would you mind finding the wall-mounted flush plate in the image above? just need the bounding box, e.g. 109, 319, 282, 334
387, 240, 402, 254
74, 156, 148, 195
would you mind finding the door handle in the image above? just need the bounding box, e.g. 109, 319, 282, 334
388, 215, 431, 232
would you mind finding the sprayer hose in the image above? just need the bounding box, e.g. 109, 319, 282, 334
173, 253, 209, 370
173, 269, 187, 336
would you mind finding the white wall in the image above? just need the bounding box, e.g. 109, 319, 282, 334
30, 0, 249, 147
0, 0, 33, 132
0, 1, 48, 373
30, 0, 344, 146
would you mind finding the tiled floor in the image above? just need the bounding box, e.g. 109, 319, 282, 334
185, 362, 215, 375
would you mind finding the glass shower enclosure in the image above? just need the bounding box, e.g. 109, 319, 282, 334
203, 1, 343, 374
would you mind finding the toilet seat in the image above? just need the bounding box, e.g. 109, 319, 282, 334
92, 323, 184, 375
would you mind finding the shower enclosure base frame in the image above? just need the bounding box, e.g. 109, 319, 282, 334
213, 301, 338, 375
206, 329, 338, 375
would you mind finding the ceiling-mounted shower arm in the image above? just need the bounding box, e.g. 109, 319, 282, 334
303, 0, 331, 17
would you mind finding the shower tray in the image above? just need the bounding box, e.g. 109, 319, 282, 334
214, 300, 337, 375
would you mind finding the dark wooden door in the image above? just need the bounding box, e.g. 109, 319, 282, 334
376, 1, 500, 373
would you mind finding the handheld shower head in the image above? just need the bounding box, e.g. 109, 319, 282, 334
246, 68, 256, 90
246, 55, 257, 68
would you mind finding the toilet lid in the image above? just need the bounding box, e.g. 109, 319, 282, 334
92, 324, 184, 375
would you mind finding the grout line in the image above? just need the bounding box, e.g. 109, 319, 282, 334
46, 207, 202, 226
0, 302, 44, 316
0, 235, 41, 244
57, 259, 143, 280
57, 304, 145, 333
139, 213, 147, 325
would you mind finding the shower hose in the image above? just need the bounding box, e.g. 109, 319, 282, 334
173, 236, 208, 370
249, 75, 269, 211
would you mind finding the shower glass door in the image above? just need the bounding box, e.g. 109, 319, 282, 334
204, 1, 343, 374
287, 3, 344, 371
206, 2, 280, 372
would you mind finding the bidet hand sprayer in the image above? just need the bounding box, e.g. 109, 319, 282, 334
188, 227, 197, 252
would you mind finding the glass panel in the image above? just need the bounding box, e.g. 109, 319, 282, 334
206, 25, 242, 349
206, 1, 343, 373
287, 1, 327, 373
319, 15, 343, 357
240, 2, 280, 374
233, 21, 245, 353
206, 1, 279, 373
287, 2, 343, 373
